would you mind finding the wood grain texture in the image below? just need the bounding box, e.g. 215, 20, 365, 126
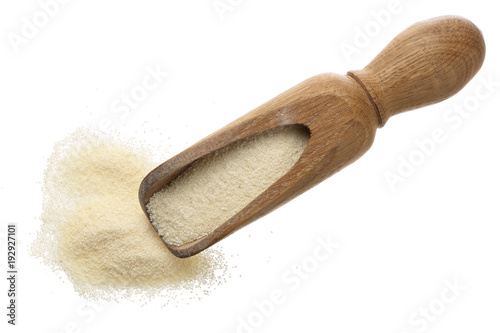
139, 15, 485, 258
348, 15, 485, 127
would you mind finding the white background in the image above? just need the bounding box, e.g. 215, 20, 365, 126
1, 0, 499, 332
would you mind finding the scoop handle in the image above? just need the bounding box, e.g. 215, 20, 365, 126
348, 15, 485, 127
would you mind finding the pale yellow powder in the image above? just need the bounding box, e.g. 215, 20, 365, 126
31, 128, 228, 302
147, 125, 309, 246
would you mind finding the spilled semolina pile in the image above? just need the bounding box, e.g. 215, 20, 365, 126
147, 125, 309, 246
31, 128, 228, 302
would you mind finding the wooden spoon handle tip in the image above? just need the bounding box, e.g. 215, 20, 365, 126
348, 15, 486, 127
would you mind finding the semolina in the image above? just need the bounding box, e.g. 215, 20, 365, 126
31, 128, 228, 302
147, 125, 309, 246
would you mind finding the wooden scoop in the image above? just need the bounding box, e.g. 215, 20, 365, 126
139, 15, 485, 258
